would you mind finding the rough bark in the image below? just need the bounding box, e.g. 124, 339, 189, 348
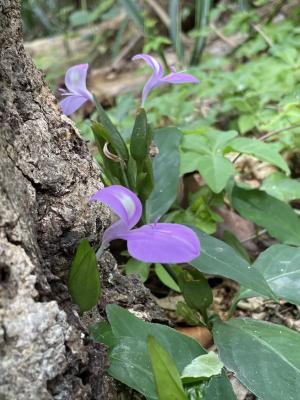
0, 1, 164, 399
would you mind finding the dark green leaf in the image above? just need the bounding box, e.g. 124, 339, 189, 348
190, 228, 275, 299
130, 109, 148, 162
213, 318, 300, 400
93, 101, 129, 160
178, 270, 213, 318
89, 320, 116, 348
261, 172, 300, 202
190, 0, 211, 65
148, 336, 187, 400
222, 230, 250, 262
203, 373, 237, 400
68, 240, 101, 313
146, 127, 182, 222
230, 185, 300, 246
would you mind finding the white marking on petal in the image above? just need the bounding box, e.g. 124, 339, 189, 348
119, 192, 136, 218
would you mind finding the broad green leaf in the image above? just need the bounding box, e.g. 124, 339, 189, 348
197, 155, 235, 193
130, 109, 148, 162
155, 264, 181, 292
213, 318, 300, 400
190, 228, 275, 299
148, 336, 187, 400
68, 240, 101, 313
222, 230, 250, 262
181, 352, 223, 384
261, 172, 300, 202
240, 244, 300, 305
231, 185, 300, 246
105, 305, 206, 400
89, 320, 116, 348
178, 270, 213, 317
146, 128, 182, 222
229, 137, 289, 173
124, 258, 150, 282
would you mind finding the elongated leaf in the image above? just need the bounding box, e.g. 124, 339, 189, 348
124, 258, 150, 282
130, 108, 148, 162
155, 263, 181, 292
119, 0, 144, 31
240, 244, 300, 305
169, 0, 184, 61
94, 101, 129, 160
231, 185, 300, 246
148, 336, 187, 400
213, 318, 300, 400
190, 0, 211, 65
229, 137, 289, 173
146, 127, 182, 222
68, 240, 101, 313
178, 270, 213, 317
190, 228, 275, 299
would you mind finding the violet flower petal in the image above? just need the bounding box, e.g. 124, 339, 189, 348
91, 185, 142, 230
59, 95, 88, 116
121, 223, 201, 263
64, 64, 93, 99
59, 64, 93, 115
161, 71, 200, 85
132, 54, 164, 107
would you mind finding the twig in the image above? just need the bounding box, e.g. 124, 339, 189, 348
240, 229, 267, 244
259, 123, 300, 141
209, 23, 235, 47
111, 34, 143, 71
251, 23, 274, 47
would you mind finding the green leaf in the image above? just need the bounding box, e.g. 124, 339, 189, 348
124, 258, 150, 282
146, 127, 182, 222
213, 318, 300, 400
148, 336, 187, 400
190, 0, 211, 65
240, 244, 300, 305
105, 305, 206, 400
230, 185, 300, 246
237, 114, 256, 134
89, 320, 116, 348
222, 230, 250, 262
197, 155, 235, 193
155, 264, 181, 292
130, 109, 148, 162
190, 228, 275, 299
93, 101, 129, 161
119, 0, 144, 31
229, 137, 289, 173
261, 172, 300, 202
68, 240, 101, 313
203, 373, 237, 400
178, 270, 213, 318
181, 352, 223, 384
181, 131, 238, 193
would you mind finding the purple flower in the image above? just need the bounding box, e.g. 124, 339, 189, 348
91, 185, 200, 263
59, 64, 93, 116
132, 54, 200, 107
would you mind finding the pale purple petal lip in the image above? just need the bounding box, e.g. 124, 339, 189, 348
91, 185, 201, 263
132, 53, 200, 106
59, 64, 93, 116
91, 185, 142, 230
121, 223, 201, 263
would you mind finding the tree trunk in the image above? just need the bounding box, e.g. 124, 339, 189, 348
0, 1, 164, 399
